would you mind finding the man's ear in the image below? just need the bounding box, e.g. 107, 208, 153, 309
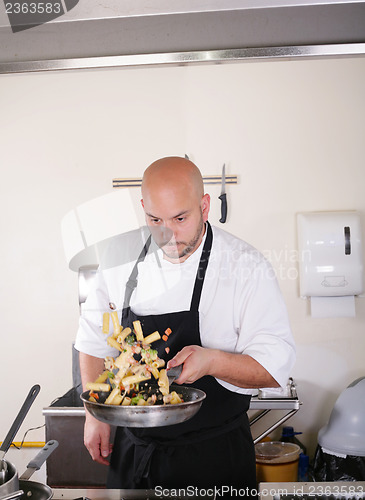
201, 193, 210, 222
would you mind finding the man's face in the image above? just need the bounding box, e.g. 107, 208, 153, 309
142, 185, 210, 263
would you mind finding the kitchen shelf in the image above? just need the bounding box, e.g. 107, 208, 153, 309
249, 378, 301, 444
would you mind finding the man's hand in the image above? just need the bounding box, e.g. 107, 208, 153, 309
84, 415, 113, 466
167, 346, 279, 389
167, 345, 214, 384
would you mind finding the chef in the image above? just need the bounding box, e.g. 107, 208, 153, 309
75, 156, 296, 494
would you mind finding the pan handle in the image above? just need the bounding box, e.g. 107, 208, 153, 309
0, 490, 24, 500
20, 440, 59, 479
0, 385, 40, 455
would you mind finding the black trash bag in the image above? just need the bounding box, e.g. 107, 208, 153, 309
312, 445, 365, 481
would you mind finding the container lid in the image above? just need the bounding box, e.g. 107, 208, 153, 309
255, 441, 301, 464
318, 377, 365, 457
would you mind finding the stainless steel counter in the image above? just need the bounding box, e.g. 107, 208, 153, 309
259, 481, 365, 499
43, 379, 301, 487
52, 489, 214, 499
51, 482, 365, 500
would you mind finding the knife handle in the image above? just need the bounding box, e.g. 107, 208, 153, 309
219, 193, 227, 223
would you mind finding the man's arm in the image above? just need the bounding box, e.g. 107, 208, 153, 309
167, 345, 279, 388
79, 352, 113, 465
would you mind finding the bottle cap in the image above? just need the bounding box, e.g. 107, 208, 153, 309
282, 426, 303, 437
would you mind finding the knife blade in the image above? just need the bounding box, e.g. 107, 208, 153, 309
19, 440, 59, 481
218, 163, 227, 223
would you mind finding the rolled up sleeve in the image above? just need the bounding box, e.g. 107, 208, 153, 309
235, 258, 296, 389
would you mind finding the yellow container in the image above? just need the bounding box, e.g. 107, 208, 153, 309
255, 441, 300, 483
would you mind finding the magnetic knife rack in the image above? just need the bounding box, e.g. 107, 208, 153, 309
249, 378, 302, 444
112, 175, 238, 188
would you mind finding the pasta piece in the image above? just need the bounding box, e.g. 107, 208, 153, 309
111, 310, 122, 336
133, 320, 144, 342
122, 373, 151, 386
170, 391, 183, 404
152, 359, 165, 369
105, 387, 121, 405
114, 346, 132, 368
116, 327, 132, 343
112, 326, 124, 339
114, 347, 133, 380
158, 369, 169, 396
86, 382, 110, 392
143, 331, 161, 344
122, 397, 131, 406
94, 370, 109, 383
130, 364, 150, 376
110, 394, 124, 405
137, 399, 148, 406
107, 336, 124, 352
102, 313, 110, 334
104, 357, 115, 371
150, 366, 160, 379
147, 394, 157, 405
115, 365, 129, 380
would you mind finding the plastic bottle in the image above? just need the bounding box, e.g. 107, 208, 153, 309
280, 426, 309, 482
280, 426, 307, 455
298, 453, 310, 482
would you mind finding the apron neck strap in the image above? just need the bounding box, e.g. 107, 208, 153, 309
122, 235, 151, 311
122, 221, 213, 313
190, 221, 213, 312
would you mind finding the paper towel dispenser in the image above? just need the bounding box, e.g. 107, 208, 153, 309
297, 211, 363, 298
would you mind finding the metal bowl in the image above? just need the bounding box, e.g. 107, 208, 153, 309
80, 386, 206, 427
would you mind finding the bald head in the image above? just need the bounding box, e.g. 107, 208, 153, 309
141, 156, 210, 262
142, 156, 204, 201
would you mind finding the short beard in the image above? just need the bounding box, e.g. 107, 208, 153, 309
162, 216, 205, 260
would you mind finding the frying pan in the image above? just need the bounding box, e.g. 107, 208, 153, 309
81, 384, 206, 427
0, 441, 58, 500
0, 385, 40, 485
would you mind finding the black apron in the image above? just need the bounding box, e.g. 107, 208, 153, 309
107, 222, 257, 492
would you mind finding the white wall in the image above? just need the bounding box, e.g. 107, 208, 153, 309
1, 56, 364, 463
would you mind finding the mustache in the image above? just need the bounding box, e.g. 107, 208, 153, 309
148, 226, 181, 247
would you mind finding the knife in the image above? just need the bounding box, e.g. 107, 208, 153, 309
19, 440, 59, 481
218, 163, 227, 223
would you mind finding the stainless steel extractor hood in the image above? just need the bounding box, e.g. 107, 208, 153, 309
0, 0, 365, 73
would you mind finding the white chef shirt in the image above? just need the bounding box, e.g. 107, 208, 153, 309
75, 224, 296, 395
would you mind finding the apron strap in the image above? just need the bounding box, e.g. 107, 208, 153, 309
122, 221, 213, 318
190, 221, 213, 312
122, 236, 152, 313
